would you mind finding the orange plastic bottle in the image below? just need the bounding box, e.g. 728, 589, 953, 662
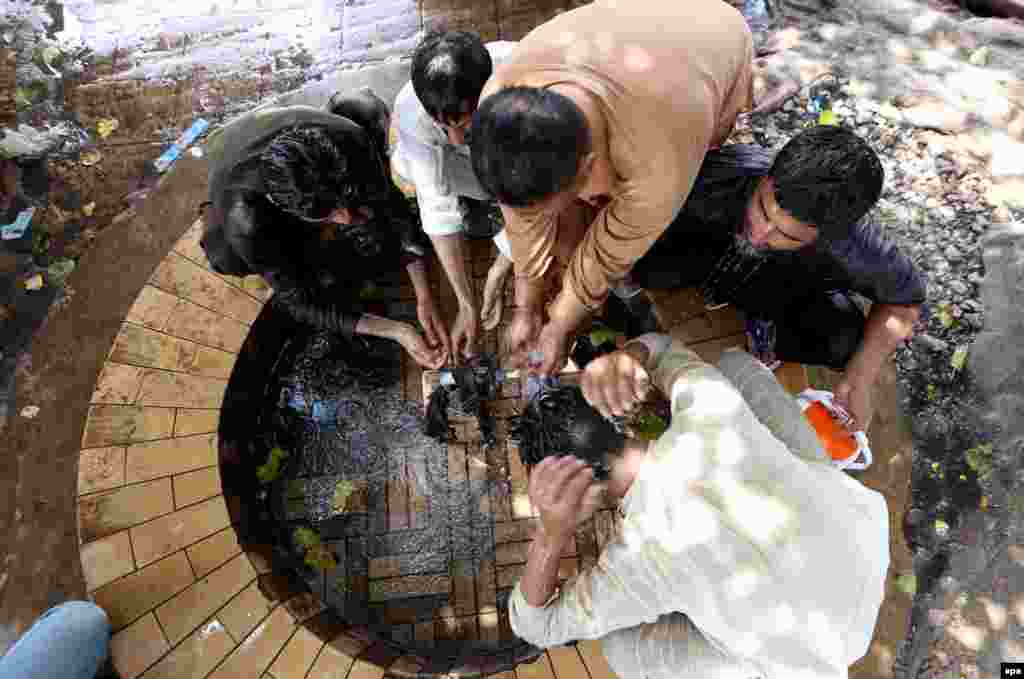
803, 401, 859, 463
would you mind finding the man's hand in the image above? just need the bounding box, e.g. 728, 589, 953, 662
580, 349, 651, 419
528, 456, 604, 544
395, 323, 447, 369
508, 306, 544, 360
481, 254, 514, 331
451, 304, 479, 361
834, 376, 873, 432
529, 319, 575, 376
416, 296, 452, 361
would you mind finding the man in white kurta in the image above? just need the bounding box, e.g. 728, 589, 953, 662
510, 335, 889, 679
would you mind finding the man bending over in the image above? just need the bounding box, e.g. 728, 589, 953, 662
202, 89, 447, 369
631, 125, 925, 430
510, 335, 889, 678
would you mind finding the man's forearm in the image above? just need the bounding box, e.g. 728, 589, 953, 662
514, 273, 547, 311
355, 313, 404, 340
521, 530, 572, 607
845, 303, 920, 385
429, 233, 475, 309
404, 258, 434, 303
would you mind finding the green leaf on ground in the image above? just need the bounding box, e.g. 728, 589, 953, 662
293, 527, 321, 550
934, 519, 949, 537
332, 479, 356, 512
937, 305, 956, 329
965, 443, 994, 480
589, 325, 620, 348
256, 446, 289, 483
634, 413, 668, 441
926, 384, 939, 402
304, 544, 337, 571
896, 573, 917, 596
950, 346, 968, 372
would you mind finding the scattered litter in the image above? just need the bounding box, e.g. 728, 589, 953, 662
20, 406, 40, 419
980, 495, 990, 512
1, 207, 35, 240
23, 273, 44, 291
80, 149, 102, 166
153, 119, 210, 173
934, 519, 949, 537
189, 147, 203, 158
96, 118, 119, 139
82, 202, 95, 217
47, 258, 76, 283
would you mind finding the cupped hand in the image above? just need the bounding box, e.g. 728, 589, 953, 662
580, 349, 651, 419
451, 304, 479, 361
417, 296, 452, 361
397, 323, 447, 369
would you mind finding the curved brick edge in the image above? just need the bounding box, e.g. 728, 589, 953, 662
65, 172, 609, 679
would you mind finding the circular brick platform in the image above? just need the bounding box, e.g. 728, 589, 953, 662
73, 210, 620, 678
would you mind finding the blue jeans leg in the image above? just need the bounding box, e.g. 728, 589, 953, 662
0, 601, 111, 679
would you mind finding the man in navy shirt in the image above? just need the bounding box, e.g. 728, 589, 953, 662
630, 126, 926, 431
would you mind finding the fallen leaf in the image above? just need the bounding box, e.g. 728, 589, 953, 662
951, 346, 968, 372
47, 258, 76, 283
934, 519, 950, 537
82, 202, 95, 217
96, 118, 119, 139
937, 306, 956, 328
818, 109, 838, 126
896, 573, 918, 596
23, 273, 44, 291
20, 405, 40, 418
79, 150, 102, 166
979, 495, 990, 512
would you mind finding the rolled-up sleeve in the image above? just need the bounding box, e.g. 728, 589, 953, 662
509, 522, 678, 648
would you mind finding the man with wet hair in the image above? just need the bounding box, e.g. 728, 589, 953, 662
392, 31, 518, 358
510, 334, 889, 679
630, 125, 926, 430
202, 89, 447, 369
470, 0, 755, 375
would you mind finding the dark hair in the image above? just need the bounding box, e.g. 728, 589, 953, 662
510, 386, 626, 480
260, 124, 385, 222
411, 31, 493, 124
770, 125, 884, 238
470, 86, 591, 207
327, 88, 391, 173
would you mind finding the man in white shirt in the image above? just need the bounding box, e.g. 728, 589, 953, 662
392, 32, 517, 360
509, 335, 889, 678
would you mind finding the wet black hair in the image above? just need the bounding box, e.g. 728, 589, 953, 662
770, 125, 884, 238
424, 356, 500, 449
260, 124, 387, 222
470, 86, 591, 207
411, 31, 493, 125
510, 385, 626, 480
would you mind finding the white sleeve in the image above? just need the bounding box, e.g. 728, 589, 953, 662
492, 228, 512, 259
393, 86, 465, 237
